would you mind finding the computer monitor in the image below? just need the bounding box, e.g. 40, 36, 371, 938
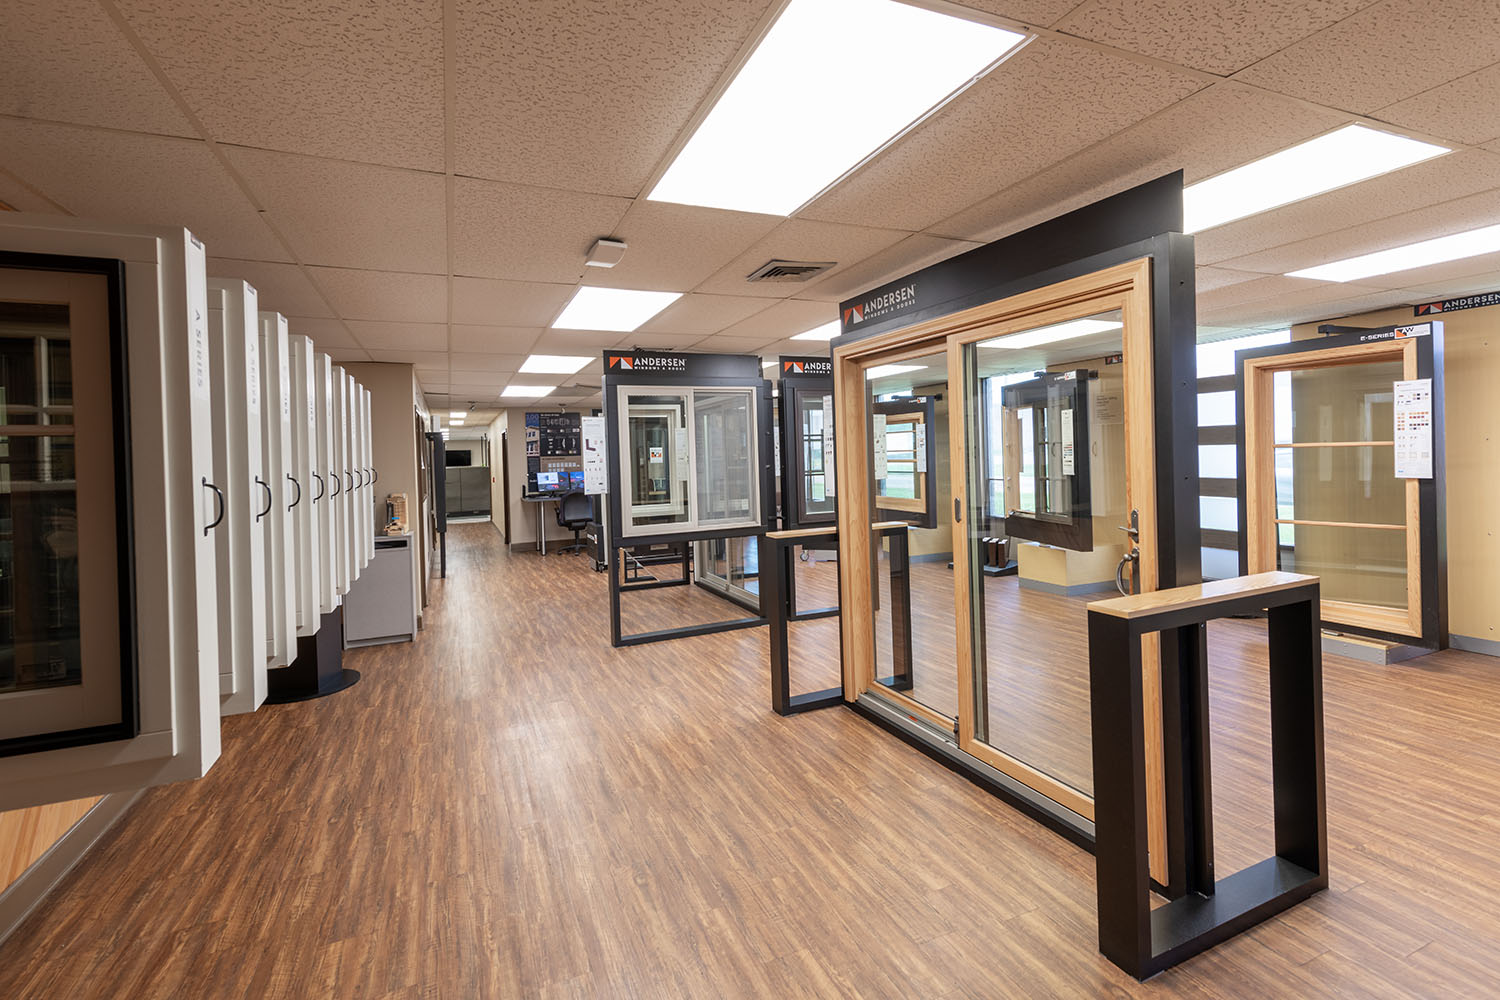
568, 471, 586, 490
537, 472, 560, 491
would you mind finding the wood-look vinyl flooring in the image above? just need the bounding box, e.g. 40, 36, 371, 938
2, 522, 1499, 997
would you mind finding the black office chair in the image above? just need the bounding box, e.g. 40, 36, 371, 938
554, 491, 592, 554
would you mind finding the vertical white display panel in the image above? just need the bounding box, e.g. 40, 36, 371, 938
330, 365, 352, 597
257, 313, 296, 668
207, 278, 267, 716
360, 386, 374, 567
344, 372, 359, 584
287, 336, 321, 636
313, 353, 338, 613
0, 214, 221, 810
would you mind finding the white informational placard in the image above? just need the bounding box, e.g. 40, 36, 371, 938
674, 427, 689, 480
1394, 378, 1434, 479
822, 394, 836, 496
873, 413, 888, 479
1095, 391, 1124, 425
649, 446, 664, 465
915, 422, 927, 472
581, 415, 607, 494
1061, 408, 1075, 475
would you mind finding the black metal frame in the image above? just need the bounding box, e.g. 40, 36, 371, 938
777, 362, 837, 532
0, 251, 139, 758
872, 396, 939, 529
1000, 369, 1094, 551
1234, 324, 1447, 648
604, 353, 775, 647
762, 530, 843, 715
1087, 579, 1327, 979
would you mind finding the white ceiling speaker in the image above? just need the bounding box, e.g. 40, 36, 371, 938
585, 237, 628, 268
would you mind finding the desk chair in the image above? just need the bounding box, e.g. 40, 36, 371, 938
554, 491, 592, 554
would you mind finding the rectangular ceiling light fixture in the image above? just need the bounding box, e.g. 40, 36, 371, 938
866, 364, 926, 380
649, 0, 1027, 216
520, 354, 592, 374
1287, 222, 1500, 282
449, 410, 466, 418
502, 385, 557, 398
790, 320, 840, 341
552, 286, 682, 332
979, 317, 1122, 350
1183, 124, 1448, 233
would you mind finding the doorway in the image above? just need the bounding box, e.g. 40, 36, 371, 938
500, 431, 511, 542
835, 258, 1172, 875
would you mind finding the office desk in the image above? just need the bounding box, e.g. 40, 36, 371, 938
521, 493, 566, 555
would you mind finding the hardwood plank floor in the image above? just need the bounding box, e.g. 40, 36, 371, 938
1, 522, 1498, 997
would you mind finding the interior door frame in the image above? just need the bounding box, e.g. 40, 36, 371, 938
834, 255, 1193, 878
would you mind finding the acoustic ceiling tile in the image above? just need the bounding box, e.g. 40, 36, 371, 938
449, 325, 542, 354
310, 267, 448, 323
636, 292, 774, 335
800, 37, 1205, 232
941, 0, 1083, 27
580, 201, 782, 292
1402, 269, 1500, 299
282, 317, 359, 349
694, 219, 908, 299
226, 146, 446, 272
0, 170, 66, 213
1194, 266, 1274, 293
1194, 149, 1500, 268
1376, 62, 1500, 147
453, 0, 776, 195
1054, 0, 1380, 75
450, 353, 526, 373
363, 348, 449, 365
0, 0, 193, 136
345, 321, 448, 352
1233, 0, 1500, 114
690, 335, 778, 353
529, 330, 631, 353
0, 120, 287, 261
451, 277, 575, 327
326, 347, 371, 363
208, 258, 334, 318
1351, 249, 1500, 291
116, 0, 445, 171
1196, 282, 1397, 328
928, 82, 1345, 243
452, 177, 631, 282
610, 333, 706, 351
714, 298, 838, 342
1210, 168, 1500, 276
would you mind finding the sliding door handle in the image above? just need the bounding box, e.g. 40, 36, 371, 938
255, 476, 273, 521
287, 474, 302, 510
202, 477, 226, 535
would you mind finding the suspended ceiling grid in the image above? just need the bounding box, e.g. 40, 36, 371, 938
3, 0, 1500, 415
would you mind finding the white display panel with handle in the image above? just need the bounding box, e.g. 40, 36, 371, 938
257, 313, 296, 669
287, 335, 321, 637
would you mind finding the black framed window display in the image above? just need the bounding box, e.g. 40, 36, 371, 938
999, 369, 1094, 551
777, 356, 836, 530
0, 252, 137, 757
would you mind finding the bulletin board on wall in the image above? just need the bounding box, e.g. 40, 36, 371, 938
524, 411, 583, 494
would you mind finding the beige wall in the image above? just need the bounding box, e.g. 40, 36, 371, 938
344, 362, 424, 622
1290, 304, 1500, 645
488, 411, 508, 538
495, 407, 591, 550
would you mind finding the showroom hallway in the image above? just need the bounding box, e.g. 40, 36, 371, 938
1, 523, 1499, 998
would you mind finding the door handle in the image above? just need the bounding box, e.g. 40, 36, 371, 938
954, 498, 962, 523
1115, 508, 1140, 595
255, 476, 273, 521
311, 472, 325, 501
330, 470, 341, 497
287, 474, 302, 510
202, 477, 225, 535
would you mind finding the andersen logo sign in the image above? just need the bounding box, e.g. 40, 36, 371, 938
843, 283, 917, 331
782, 359, 832, 376
607, 354, 687, 372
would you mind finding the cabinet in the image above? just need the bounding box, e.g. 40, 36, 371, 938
344, 536, 416, 646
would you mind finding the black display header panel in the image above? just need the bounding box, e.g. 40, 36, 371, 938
836, 172, 1185, 341
602, 350, 761, 382
779, 356, 833, 379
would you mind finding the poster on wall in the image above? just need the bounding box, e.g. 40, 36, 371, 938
581, 416, 607, 494
1393, 378, 1433, 479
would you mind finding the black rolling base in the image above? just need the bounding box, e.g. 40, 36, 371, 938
266, 607, 362, 704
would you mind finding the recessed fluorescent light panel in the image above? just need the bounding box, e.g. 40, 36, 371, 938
552, 287, 681, 332
649, 0, 1027, 215
449, 410, 466, 418
979, 318, 1122, 350
791, 320, 840, 342
866, 364, 926, 380
520, 354, 592, 375
502, 385, 557, 398
1287, 222, 1500, 283
1183, 124, 1448, 233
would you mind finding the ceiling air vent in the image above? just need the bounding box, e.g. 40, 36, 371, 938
746, 259, 835, 283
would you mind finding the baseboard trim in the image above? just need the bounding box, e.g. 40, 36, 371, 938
1450, 634, 1500, 658
0, 790, 142, 946
1018, 576, 1118, 597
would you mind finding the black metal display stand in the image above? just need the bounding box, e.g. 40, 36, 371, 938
604, 351, 775, 647
266, 607, 360, 704
777, 356, 836, 533
1086, 572, 1326, 979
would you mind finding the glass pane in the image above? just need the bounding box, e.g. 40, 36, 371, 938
1278, 523, 1407, 609
1282, 359, 1402, 443
1200, 495, 1237, 531
1199, 444, 1237, 479
964, 309, 1129, 798
867, 349, 954, 720
47, 338, 73, 408
1197, 390, 1236, 426
0, 432, 83, 694
1274, 443, 1403, 526
1201, 546, 1239, 580
693, 389, 757, 525
624, 393, 689, 529
796, 391, 834, 517
1195, 329, 1290, 379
